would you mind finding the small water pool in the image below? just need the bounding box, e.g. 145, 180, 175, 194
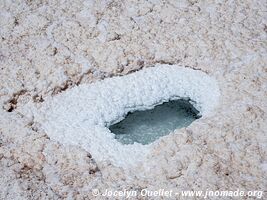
109, 99, 200, 145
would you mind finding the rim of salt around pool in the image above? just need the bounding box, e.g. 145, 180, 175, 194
20, 64, 220, 168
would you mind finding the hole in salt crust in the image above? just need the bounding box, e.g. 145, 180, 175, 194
109, 99, 200, 145
19, 65, 220, 168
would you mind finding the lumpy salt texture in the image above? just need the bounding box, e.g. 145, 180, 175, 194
19, 64, 220, 168
110, 99, 200, 145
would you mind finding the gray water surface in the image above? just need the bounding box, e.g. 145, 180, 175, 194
109, 99, 200, 145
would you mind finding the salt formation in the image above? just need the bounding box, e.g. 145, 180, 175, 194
21, 65, 220, 168
1, 0, 266, 198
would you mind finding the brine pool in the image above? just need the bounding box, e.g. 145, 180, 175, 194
109, 99, 200, 145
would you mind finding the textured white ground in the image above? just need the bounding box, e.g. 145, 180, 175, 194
0, 0, 267, 199
19, 65, 220, 169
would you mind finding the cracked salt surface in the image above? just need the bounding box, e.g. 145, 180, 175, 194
21, 65, 220, 168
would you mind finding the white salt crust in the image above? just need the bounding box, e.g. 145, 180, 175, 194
24, 65, 220, 168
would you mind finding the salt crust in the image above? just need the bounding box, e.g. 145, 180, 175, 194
22, 64, 220, 168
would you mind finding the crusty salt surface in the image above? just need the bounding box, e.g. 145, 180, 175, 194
21, 64, 220, 168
